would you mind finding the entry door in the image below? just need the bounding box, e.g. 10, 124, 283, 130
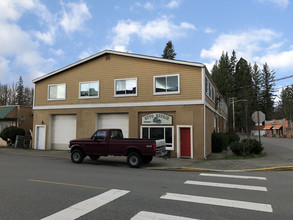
180, 128, 191, 157
35, 125, 46, 150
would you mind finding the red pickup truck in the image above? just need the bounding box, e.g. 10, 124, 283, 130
68, 129, 167, 168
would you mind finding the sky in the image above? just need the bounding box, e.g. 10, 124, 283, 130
1, 0, 293, 102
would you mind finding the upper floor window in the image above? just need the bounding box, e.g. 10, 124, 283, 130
79, 81, 99, 99
115, 78, 137, 97
205, 77, 215, 102
48, 84, 66, 100
154, 74, 180, 95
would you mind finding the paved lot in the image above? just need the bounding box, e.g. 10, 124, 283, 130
0, 137, 292, 171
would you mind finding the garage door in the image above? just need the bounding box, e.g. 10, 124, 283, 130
97, 114, 129, 138
51, 115, 76, 150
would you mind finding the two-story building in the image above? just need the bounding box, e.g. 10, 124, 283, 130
32, 50, 228, 159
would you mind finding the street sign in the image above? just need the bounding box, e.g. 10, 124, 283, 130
252, 111, 265, 124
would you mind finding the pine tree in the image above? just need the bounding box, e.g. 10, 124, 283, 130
16, 76, 24, 105
162, 41, 176, 59
260, 63, 275, 120
251, 63, 262, 110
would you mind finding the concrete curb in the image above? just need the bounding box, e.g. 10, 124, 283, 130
147, 166, 293, 172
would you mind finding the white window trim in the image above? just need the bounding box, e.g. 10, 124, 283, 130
140, 126, 174, 150
205, 77, 215, 103
114, 78, 138, 97
78, 81, 99, 99
48, 83, 66, 101
153, 74, 180, 95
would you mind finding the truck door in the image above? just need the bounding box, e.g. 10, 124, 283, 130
88, 130, 108, 154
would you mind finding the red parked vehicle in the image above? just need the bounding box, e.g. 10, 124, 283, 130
68, 129, 167, 168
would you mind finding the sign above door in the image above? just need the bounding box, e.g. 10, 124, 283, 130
142, 113, 173, 125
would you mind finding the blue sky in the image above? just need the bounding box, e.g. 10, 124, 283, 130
1, 0, 292, 101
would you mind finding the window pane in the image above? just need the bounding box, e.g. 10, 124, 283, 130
155, 77, 166, 92
150, 128, 164, 139
126, 79, 136, 94
57, 85, 65, 99
49, 86, 57, 99
165, 128, 172, 144
116, 80, 126, 94
80, 83, 89, 96
89, 82, 99, 96
167, 76, 178, 92
142, 128, 149, 139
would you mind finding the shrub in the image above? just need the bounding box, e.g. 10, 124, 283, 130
227, 132, 240, 144
212, 132, 229, 153
230, 138, 263, 156
0, 126, 25, 145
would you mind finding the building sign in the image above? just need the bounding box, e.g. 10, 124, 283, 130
142, 113, 173, 125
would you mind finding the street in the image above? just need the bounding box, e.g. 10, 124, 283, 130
0, 150, 293, 220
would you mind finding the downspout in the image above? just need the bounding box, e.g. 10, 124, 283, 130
202, 67, 207, 159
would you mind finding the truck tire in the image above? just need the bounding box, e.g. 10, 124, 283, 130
89, 155, 100, 160
127, 152, 142, 168
142, 156, 153, 164
71, 149, 84, 163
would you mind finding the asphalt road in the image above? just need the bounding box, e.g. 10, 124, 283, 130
0, 151, 293, 220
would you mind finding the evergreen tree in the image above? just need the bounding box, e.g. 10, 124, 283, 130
251, 63, 262, 110
260, 63, 275, 120
16, 76, 24, 105
234, 58, 253, 132
162, 40, 176, 59
276, 85, 293, 120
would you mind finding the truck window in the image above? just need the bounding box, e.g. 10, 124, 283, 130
93, 130, 106, 140
110, 130, 123, 139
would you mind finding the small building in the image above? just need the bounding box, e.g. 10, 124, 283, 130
264, 119, 293, 137
0, 105, 33, 146
32, 50, 228, 159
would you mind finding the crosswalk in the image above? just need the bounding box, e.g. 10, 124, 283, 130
41, 173, 272, 219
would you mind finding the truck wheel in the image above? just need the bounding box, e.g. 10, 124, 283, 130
142, 156, 153, 164
89, 155, 100, 160
127, 152, 142, 168
71, 149, 84, 163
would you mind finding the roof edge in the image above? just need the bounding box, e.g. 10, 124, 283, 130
32, 50, 205, 83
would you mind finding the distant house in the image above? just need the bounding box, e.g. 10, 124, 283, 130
0, 105, 33, 146
251, 124, 265, 136
264, 119, 293, 138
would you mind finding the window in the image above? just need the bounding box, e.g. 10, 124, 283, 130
205, 77, 215, 102
115, 78, 137, 96
141, 126, 174, 150
79, 81, 99, 98
48, 84, 66, 100
154, 74, 180, 95
93, 130, 106, 140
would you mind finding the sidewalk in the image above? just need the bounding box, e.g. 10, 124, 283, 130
1, 137, 293, 172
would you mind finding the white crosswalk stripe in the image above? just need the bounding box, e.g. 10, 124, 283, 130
199, 173, 267, 180
184, 180, 267, 191
161, 193, 273, 213
131, 211, 199, 220
41, 189, 129, 220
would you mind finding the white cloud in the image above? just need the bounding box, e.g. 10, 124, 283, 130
111, 16, 196, 51
203, 27, 216, 34
166, 0, 181, 9
255, 49, 293, 69
201, 28, 280, 61
258, 0, 289, 9
60, 2, 91, 34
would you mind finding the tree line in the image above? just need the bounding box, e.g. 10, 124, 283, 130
210, 50, 293, 132
0, 76, 34, 106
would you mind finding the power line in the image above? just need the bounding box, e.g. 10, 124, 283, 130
275, 74, 293, 81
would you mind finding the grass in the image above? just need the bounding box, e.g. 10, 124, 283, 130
207, 152, 267, 161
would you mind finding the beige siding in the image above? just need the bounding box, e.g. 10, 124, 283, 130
34, 54, 202, 107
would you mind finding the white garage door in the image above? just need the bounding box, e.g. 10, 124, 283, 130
51, 115, 76, 150
97, 113, 129, 138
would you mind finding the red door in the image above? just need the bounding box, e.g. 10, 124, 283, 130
180, 128, 191, 157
